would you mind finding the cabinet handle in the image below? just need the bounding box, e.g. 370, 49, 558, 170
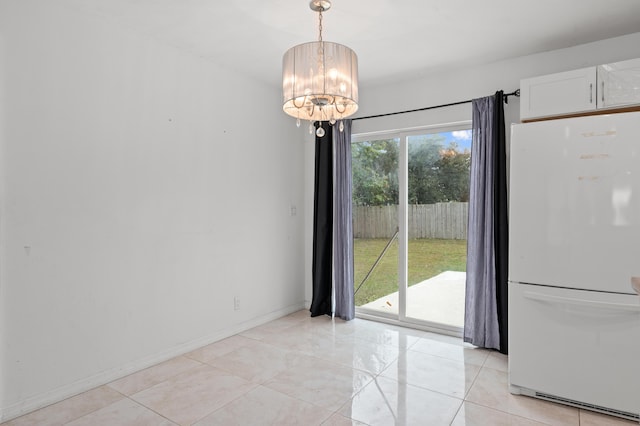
590, 83, 593, 103
601, 81, 605, 103
524, 291, 640, 314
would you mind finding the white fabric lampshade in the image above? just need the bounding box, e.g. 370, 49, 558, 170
282, 41, 358, 122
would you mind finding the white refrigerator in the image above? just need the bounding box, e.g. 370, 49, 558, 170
508, 111, 640, 421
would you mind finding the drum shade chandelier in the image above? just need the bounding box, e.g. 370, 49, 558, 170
282, 0, 359, 136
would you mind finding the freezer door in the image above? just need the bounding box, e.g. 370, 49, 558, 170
509, 112, 640, 294
509, 282, 640, 418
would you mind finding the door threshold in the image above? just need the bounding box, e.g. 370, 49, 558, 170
355, 309, 463, 338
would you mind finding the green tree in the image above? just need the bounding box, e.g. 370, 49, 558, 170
351, 140, 399, 206
351, 135, 471, 206
435, 143, 471, 202
408, 135, 446, 204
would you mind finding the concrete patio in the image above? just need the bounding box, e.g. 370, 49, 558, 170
359, 271, 466, 328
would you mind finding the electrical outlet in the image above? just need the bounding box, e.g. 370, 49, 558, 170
234, 296, 240, 311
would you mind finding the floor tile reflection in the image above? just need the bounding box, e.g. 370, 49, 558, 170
3, 310, 635, 426
380, 349, 481, 398
340, 375, 461, 425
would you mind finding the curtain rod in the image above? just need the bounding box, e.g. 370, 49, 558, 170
351, 89, 520, 122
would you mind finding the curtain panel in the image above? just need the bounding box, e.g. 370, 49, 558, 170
310, 121, 333, 317
333, 120, 355, 320
464, 91, 509, 353
492, 92, 509, 353
310, 120, 355, 320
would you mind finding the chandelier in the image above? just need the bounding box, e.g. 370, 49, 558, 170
282, 0, 359, 137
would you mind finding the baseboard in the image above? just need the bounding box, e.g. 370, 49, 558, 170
0, 302, 305, 422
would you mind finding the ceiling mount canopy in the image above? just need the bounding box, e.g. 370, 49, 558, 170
309, 0, 332, 12
282, 0, 359, 136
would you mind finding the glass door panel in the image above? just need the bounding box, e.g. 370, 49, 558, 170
352, 138, 400, 317
405, 130, 471, 328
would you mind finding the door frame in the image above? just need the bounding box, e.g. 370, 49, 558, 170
352, 121, 471, 335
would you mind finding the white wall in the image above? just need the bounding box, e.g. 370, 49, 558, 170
0, 1, 306, 420
304, 32, 640, 301
354, 32, 640, 135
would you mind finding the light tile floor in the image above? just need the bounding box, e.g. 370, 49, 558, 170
3, 311, 637, 426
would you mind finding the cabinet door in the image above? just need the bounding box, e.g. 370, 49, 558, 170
520, 67, 596, 120
598, 58, 640, 108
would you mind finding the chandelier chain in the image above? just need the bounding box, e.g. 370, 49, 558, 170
317, 8, 325, 86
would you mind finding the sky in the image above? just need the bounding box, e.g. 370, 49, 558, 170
445, 130, 472, 152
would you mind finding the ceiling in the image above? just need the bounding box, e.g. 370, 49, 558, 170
62, 0, 640, 88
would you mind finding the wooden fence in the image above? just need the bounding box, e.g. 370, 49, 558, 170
353, 202, 468, 240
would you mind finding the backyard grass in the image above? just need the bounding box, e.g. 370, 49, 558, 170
354, 238, 467, 306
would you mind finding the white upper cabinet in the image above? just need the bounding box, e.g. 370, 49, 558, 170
520, 67, 597, 120
598, 58, 640, 108
520, 58, 640, 121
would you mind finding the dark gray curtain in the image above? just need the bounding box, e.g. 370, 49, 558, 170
464, 91, 508, 353
333, 120, 354, 320
493, 92, 509, 354
310, 121, 333, 317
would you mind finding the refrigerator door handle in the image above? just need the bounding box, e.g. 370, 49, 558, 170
524, 291, 640, 314
632, 277, 640, 295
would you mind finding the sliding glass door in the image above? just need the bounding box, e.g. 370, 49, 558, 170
352, 124, 471, 332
